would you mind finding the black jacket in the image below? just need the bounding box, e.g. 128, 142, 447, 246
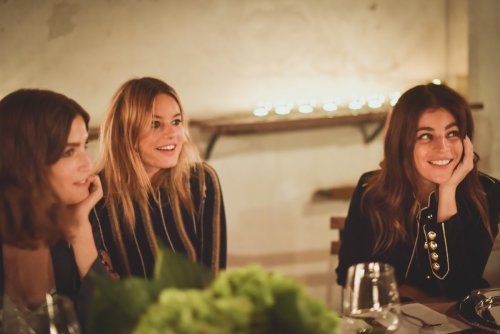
336, 171, 499, 299
91, 163, 227, 278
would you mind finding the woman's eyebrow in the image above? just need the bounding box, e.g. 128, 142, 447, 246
416, 122, 458, 132
153, 113, 182, 119
66, 137, 88, 147
416, 126, 434, 132
445, 122, 458, 129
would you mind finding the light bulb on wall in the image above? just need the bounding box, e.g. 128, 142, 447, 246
298, 104, 313, 113
322, 97, 340, 112
389, 92, 401, 106
274, 101, 293, 115
253, 107, 269, 117
253, 102, 272, 117
367, 94, 385, 109
348, 96, 365, 110
297, 99, 315, 114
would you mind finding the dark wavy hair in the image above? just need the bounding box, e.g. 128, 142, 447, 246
0, 89, 90, 249
363, 83, 491, 255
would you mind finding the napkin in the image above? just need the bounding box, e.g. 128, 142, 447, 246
399, 303, 471, 333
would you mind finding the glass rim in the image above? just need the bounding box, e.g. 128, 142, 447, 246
347, 262, 395, 274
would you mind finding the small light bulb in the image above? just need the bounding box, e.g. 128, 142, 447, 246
389, 92, 401, 106
323, 103, 338, 112
367, 94, 385, 109
432, 79, 442, 85
274, 101, 293, 115
253, 107, 269, 117
298, 104, 313, 113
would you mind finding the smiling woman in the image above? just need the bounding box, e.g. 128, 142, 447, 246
91, 77, 227, 278
336, 83, 500, 301
413, 108, 465, 199
49, 116, 94, 205
138, 94, 185, 177
0, 89, 112, 332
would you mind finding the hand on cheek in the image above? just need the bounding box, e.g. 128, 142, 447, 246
66, 175, 103, 242
441, 136, 474, 191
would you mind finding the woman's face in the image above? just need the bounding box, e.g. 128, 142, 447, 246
49, 116, 93, 205
138, 93, 185, 179
413, 108, 464, 191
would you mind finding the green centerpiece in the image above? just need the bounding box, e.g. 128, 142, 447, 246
88, 247, 340, 334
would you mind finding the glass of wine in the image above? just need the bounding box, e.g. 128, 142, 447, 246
30, 294, 81, 334
342, 262, 400, 333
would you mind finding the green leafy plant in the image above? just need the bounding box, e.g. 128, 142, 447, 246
88, 247, 340, 334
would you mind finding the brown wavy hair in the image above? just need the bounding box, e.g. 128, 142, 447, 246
95, 77, 203, 274
363, 83, 491, 255
0, 89, 90, 249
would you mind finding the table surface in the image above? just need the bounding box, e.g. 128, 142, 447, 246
411, 299, 496, 333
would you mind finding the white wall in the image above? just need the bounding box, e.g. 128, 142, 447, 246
468, 0, 500, 177
0, 0, 451, 121
1, 0, 497, 309
468, 0, 500, 287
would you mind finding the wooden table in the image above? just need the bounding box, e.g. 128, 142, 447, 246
421, 299, 494, 333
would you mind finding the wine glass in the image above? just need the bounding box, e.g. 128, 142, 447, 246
342, 262, 400, 333
28, 294, 81, 334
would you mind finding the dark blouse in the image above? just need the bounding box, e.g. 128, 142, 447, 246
90, 163, 227, 278
0, 241, 110, 331
336, 171, 500, 299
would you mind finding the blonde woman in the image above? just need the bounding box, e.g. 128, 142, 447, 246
91, 77, 226, 278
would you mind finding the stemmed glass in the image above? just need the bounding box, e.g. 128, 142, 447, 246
2, 294, 81, 334
41, 294, 81, 334
342, 262, 400, 333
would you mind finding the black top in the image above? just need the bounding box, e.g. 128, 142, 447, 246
0, 241, 110, 332
336, 171, 500, 299
91, 163, 227, 278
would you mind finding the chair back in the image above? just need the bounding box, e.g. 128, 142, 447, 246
330, 216, 346, 255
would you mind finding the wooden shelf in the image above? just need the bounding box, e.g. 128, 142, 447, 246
190, 109, 388, 135
190, 109, 389, 159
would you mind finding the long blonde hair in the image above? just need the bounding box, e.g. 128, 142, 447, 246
96, 77, 202, 273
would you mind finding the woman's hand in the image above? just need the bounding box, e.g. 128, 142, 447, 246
66, 175, 103, 241
441, 136, 474, 191
73, 175, 103, 225
66, 174, 103, 277
437, 136, 474, 222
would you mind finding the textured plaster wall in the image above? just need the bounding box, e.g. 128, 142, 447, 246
0, 0, 451, 121
468, 0, 500, 287
1, 0, 497, 307
469, 0, 500, 177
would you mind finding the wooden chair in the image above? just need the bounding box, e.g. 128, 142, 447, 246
327, 216, 346, 309
330, 216, 346, 255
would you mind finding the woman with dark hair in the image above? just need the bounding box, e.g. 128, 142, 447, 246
336, 83, 499, 300
91, 77, 226, 278
0, 89, 111, 330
